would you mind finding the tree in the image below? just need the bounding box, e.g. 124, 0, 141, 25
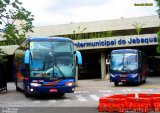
0, 0, 34, 45
0, 0, 34, 63
155, 0, 160, 53
73, 26, 87, 39
0, 48, 7, 63
132, 22, 145, 35
155, 0, 160, 16
104, 31, 112, 37
157, 29, 160, 53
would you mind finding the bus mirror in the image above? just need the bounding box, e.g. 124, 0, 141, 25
106, 54, 111, 65
106, 61, 110, 65
76, 50, 82, 65
24, 50, 30, 64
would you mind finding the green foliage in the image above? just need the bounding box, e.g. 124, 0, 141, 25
155, 0, 160, 15
73, 26, 87, 39
155, 0, 160, 53
3, 23, 26, 45
157, 30, 160, 53
71, 26, 113, 40
105, 31, 112, 37
0, 0, 34, 62
0, 48, 7, 64
0, 0, 34, 45
132, 22, 145, 35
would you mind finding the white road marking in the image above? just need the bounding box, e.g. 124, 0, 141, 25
99, 90, 112, 93
76, 95, 87, 101
48, 100, 56, 103
126, 89, 132, 92
89, 94, 99, 101
121, 89, 127, 92
32, 100, 41, 104
74, 91, 89, 94
63, 99, 71, 102
103, 94, 111, 97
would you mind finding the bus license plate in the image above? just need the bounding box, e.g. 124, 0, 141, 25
50, 89, 57, 92
121, 79, 126, 82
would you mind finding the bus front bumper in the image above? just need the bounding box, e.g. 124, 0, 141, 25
110, 76, 139, 83
26, 86, 75, 94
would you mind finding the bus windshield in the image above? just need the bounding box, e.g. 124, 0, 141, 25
110, 53, 138, 72
29, 41, 75, 78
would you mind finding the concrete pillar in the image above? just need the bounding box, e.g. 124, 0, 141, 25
101, 52, 106, 79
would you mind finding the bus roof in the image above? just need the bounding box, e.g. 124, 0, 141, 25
111, 49, 139, 54
26, 37, 72, 42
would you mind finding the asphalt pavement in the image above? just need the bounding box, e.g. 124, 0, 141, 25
0, 76, 160, 113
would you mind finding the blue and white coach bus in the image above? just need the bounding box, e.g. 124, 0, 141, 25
14, 37, 82, 97
108, 49, 149, 86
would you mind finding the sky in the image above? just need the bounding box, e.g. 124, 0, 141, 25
20, 0, 158, 27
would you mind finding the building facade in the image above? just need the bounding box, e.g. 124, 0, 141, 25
26, 15, 160, 79
1, 15, 160, 81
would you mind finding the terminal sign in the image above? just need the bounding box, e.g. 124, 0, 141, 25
74, 37, 157, 48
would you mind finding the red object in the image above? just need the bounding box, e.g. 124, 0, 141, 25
121, 80, 126, 82
139, 93, 160, 111
50, 89, 57, 92
109, 93, 135, 98
126, 97, 152, 112
152, 97, 160, 112
98, 93, 160, 113
98, 96, 125, 112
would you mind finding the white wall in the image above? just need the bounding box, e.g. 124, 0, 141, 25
26, 15, 160, 37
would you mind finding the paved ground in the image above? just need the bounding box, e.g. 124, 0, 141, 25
0, 77, 160, 113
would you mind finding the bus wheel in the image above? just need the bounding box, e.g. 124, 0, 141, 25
24, 87, 30, 97
114, 82, 119, 86
137, 76, 141, 85
15, 82, 21, 91
53, 93, 65, 97
24, 91, 30, 97
16, 86, 21, 91
58, 93, 65, 97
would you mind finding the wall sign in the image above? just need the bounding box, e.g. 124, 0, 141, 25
74, 34, 157, 49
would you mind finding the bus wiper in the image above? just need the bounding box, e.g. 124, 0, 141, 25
115, 65, 123, 72
55, 65, 65, 79
123, 65, 131, 71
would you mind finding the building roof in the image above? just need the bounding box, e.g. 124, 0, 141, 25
0, 45, 19, 55
26, 15, 160, 37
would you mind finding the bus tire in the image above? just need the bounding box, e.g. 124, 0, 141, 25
143, 79, 146, 83
137, 76, 141, 85
15, 81, 21, 91
16, 86, 21, 91
24, 91, 30, 97
53, 93, 65, 97
59, 93, 65, 97
24, 86, 30, 97
114, 82, 119, 86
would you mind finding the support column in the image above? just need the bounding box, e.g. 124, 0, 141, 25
101, 52, 106, 79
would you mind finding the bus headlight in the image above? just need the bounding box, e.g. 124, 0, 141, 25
30, 83, 41, 87
65, 82, 74, 86
131, 74, 138, 78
